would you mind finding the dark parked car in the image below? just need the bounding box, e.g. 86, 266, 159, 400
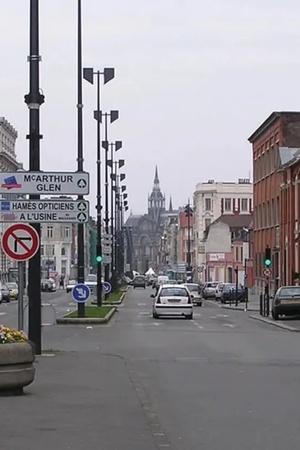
272, 286, 300, 320
133, 275, 146, 289
221, 284, 246, 304
0, 282, 10, 303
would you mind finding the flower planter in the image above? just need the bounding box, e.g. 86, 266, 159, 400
0, 342, 35, 395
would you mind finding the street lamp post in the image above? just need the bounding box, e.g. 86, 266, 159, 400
100, 111, 119, 284
24, 0, 45, 354
108, 154, 125, 290
83, 67, 115, 306
184, 201, 193, 280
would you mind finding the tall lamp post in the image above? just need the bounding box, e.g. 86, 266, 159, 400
184, 200, 193, 280
108, 155, 125, 289
83, 67, 115, 306
100, 111, 119, 283
25, 0, 45, 354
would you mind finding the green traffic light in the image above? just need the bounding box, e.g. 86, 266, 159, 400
264, 259, 271, 267
96, 255, 103, 263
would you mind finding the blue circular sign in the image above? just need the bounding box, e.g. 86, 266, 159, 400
72, 283, 91, 303
102, 281, 112, 294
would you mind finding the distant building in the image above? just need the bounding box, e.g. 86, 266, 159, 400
124, 167, 177, 273
0, 117, 23, 278
204, 214, 253, 283
193, 179, 253, 281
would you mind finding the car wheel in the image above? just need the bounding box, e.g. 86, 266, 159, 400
199, 302, 202, 307
185, 314, 193, 320
272, 310, 279, 321
6, 298, 10, 303
152, 312, 158, 319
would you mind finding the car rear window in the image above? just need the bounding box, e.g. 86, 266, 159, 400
160, 287, 188, 297
135, 277, 144, 281
185, 284, 199, 292
280, 287, 300, 297
207, 283, 218, 288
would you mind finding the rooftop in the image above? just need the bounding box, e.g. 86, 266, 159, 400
248, 111, 300, 143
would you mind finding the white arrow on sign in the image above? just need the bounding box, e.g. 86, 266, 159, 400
77, 212, 87, 223
76, 287, 88, 299
77, 201, 87, 211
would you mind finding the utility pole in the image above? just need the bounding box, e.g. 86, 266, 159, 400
83, 67, 115, 306
76, 0, 85, 318
25, 0, 44, 355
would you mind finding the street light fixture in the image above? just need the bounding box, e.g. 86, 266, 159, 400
83, 67, 115, 306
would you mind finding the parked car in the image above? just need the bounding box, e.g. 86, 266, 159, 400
66, 279, 77, 293
41, 279, 56, 292
151, 284, 193, 319
133, 275, 146, 289
6, 282, 18, 300
221, 284, 246, 303
215, 283, 225, 300
202, 281, 221, 299
0, 290, 3, 304
271, 286, 300, 320
0, 282, 10, 302
184, 283, 202, 306
84, 274, 97, 294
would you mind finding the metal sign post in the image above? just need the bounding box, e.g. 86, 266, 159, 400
18, 261, 25, 331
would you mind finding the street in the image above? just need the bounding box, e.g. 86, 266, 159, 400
3, 286, 300, 449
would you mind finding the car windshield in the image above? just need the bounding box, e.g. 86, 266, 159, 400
7, 283, 17, 289
68, 280, 76, 285
185, 284, 199, 292
160, 287, 188, 297
207, 283, 218, 288
279, 287, 300, 297
86, 274, 96, 282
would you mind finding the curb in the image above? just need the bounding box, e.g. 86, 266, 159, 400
92, 291, 126, 306
56, 307, 117, 325
221, 305, 259, 312
249, 314, 300, 332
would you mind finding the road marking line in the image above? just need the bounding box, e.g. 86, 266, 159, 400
191, 320, 203, 329
223, 323, 235, 328
0, 312, 6, 316
217, 314, 229, 318
138, 303, 146, 306
210, 316, 217, 319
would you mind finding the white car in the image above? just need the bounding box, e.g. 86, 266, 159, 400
151, 284, 193, 320
66, 279, 77, 293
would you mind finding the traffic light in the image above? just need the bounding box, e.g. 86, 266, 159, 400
264, 246, 271, 267
96, 244, 102, 263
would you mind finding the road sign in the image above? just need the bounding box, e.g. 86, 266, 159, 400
102, 234, 112, 240
197, 266, 204, 273
0, 200, 90, 223
0, 172, 89, 195
263, 268, 272, 278
103, 255, 112, 264
1, 223, 39, 261
72, 283, 91, 303
177, 262, 186, 274
102, 281, 112, 294
102, 245, 112, 254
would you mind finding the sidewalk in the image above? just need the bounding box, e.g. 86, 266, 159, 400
2, 338, 157, 450
219, 293, 260, 312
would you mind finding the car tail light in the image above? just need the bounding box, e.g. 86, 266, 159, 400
274, 297, 280, 305
187, 295, 192, 304
156, 296, 161, 304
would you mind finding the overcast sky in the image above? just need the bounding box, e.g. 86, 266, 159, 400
1, 1, 300, 216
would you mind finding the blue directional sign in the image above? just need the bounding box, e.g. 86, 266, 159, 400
72, 283, 91, 303
102, 281, 112, 294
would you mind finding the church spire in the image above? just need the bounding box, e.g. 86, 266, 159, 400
154, 165, 159, 185
169, 196, 173, 212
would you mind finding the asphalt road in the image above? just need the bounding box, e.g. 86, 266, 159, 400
3, 287, 300, 449
0, 289, 76, 329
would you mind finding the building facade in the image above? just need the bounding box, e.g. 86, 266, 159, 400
204, 214, 252, 284
0, 117, 23, 278
248, 111, 300, 291
193, 179, 253, 280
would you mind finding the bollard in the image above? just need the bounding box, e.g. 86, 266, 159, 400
259, 292, 263, 316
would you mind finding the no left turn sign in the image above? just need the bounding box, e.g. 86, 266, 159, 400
1, 223, 40, 261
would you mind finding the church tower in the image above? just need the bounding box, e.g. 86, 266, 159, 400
148, 166, 165, 224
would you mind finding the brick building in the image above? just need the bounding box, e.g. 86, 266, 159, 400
248, 111, 300, 290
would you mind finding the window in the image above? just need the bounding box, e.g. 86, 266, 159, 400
205, 198, 211, 211
224, 198, 231, 212
61, 247, 66, 256
46, 245, 55, 256
205, 218, 211, 230
240, 247, 243, 263
241, 198, 248, 211
61, 226, 70, 239
47, 226, 53, 238
40, 245, 44, 256
235, 247, 239, 261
